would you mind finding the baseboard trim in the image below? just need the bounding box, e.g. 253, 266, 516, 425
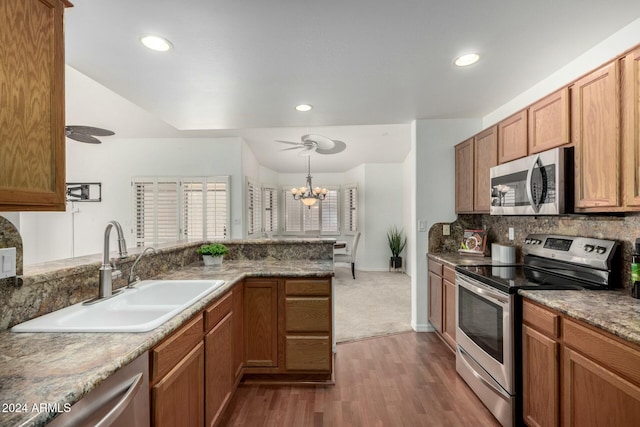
412, 322, 434, 332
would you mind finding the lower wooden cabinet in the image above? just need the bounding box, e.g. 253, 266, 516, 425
522, 298, 640, 427
428, 257, 456, 351
151, 341, 204, 427
205, 313, 233, 427
232, 281, 244, 381
244, 279, 278, 367
522, 324, 559, 427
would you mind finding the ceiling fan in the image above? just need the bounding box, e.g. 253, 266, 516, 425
65, 125, 115, 144
276, 134, 346, 156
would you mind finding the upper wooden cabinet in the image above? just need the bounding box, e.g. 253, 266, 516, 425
572, 61, 621, 211
0, 0, 71, 211
473, 126, 498, 213
455, 138, 474, 213
623, 48, 640, 208
528, 88, 570, 154
498, 110, 528, 163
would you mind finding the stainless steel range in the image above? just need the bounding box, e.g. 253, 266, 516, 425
454, 234, 620, 427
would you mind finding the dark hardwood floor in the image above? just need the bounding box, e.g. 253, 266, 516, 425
220, 332, 500, 426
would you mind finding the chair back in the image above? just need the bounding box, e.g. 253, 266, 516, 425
349, 231, 361, 260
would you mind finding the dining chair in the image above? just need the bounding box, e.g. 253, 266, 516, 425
334, 231, 361, 279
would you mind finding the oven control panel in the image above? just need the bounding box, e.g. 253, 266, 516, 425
523, 234, 619, 270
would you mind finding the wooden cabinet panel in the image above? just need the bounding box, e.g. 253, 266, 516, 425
441, 278, 456, 349
285, 297, 330, 332
205, 291, 232, 332
562, 347, 640, 427
232, 282, 244, 381
523, 299, 560, 338
151, 315, 204, 383
244, 279, 278, 367
563, 318, 640, 386
443, 265, 456, 283
572, 61, 621, 210
522, 325, 559, 427
285, 336, 331, 371
285, 279, 331, 296
623, 48, 640, 208
0, 0, 69, 211
473, 126, 498, 212
528, 88, 570, 154
205, 313, 233, 427
152, 342, 204, 427
455, 138, 474, 213
428, 259, 443, 276
498, 110, 528, 163
428, 271, 443, 333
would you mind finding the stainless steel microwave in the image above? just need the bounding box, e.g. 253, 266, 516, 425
489, 147, 573, 215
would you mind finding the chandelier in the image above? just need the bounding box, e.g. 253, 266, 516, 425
290, 157, 327, 208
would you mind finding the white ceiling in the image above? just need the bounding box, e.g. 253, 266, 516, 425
64, 0, 640, 172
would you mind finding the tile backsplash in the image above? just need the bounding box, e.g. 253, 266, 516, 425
430, 213, 640, 291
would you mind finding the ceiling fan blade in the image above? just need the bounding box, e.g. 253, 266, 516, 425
275, 140, 303, 146
280, 146, 303, 151
66, 133, 102, 144
298, 146, 315, 157
316, 140, 346, 155
303, 134, 334, 150
66, 125, 114, 136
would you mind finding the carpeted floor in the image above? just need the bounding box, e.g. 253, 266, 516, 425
333, 265, 412, 342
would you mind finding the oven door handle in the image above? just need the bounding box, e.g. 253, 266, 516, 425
457, 276, 509, 306
458, 346, 511, 401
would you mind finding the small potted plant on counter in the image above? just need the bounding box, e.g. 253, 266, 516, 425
197, 243, 229, 266
387, 225, 407, 270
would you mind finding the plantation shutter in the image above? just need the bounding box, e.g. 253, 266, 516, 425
246, 179, 262, 236
133, 176, 229, 246
343, 185, 358, 232
320, 188, 339, 235
263, 186, 278, 233
284, 189, 303, 232
303, 203, 321, 231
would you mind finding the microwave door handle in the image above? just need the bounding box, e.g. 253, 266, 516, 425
526, 155, 542, 213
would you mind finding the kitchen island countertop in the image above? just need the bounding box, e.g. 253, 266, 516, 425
0, 259, 333, 427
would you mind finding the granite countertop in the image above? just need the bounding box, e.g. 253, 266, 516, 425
519, 289, 640, 346
0, 259, 333, 427
429, 252, 640, 348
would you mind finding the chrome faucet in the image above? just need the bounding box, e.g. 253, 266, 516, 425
97, 221, 128, 300
127, 247, 156, 287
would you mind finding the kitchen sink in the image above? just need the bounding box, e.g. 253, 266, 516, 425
11, 280, 225, 333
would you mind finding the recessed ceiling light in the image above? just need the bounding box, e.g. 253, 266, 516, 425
295, 104, 313, 112
454, 53, 480, 67
140, 35, 173, 52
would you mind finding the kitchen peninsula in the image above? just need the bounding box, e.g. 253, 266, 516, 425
0, 238, 334, 427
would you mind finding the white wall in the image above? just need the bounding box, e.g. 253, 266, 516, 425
483, 17, 640, 126
359, 163, 405, 271
412, 118, 482, 332
19, 137, 245, 264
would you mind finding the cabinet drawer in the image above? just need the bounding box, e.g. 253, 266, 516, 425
564, 318, 640, 386
285, 336, 331, 371
205, 291, 232, 332
523, 299, 561, 338
428, 259, 443, 276
151, 314, 204, 382
285, 279, 331, 296
443, 265, 456, 283
285, 297, 330, 332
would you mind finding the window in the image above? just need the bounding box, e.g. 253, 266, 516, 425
263, 186, 278, 234
282, 186, 339, 235
246, 178, 262, 236
132, 176, 229, 246
343, 184, 358, 233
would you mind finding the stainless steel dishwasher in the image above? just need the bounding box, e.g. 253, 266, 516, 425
48, 352, 149, 427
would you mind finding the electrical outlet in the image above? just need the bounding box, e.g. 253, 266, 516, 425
418, 220, 427, 232
443, 224, 451, 236
0, 247, 16, 279
508, 227, 515, 241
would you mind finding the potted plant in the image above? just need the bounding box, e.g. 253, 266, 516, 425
196, 243, 229, 266
387, 226, 407, 269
